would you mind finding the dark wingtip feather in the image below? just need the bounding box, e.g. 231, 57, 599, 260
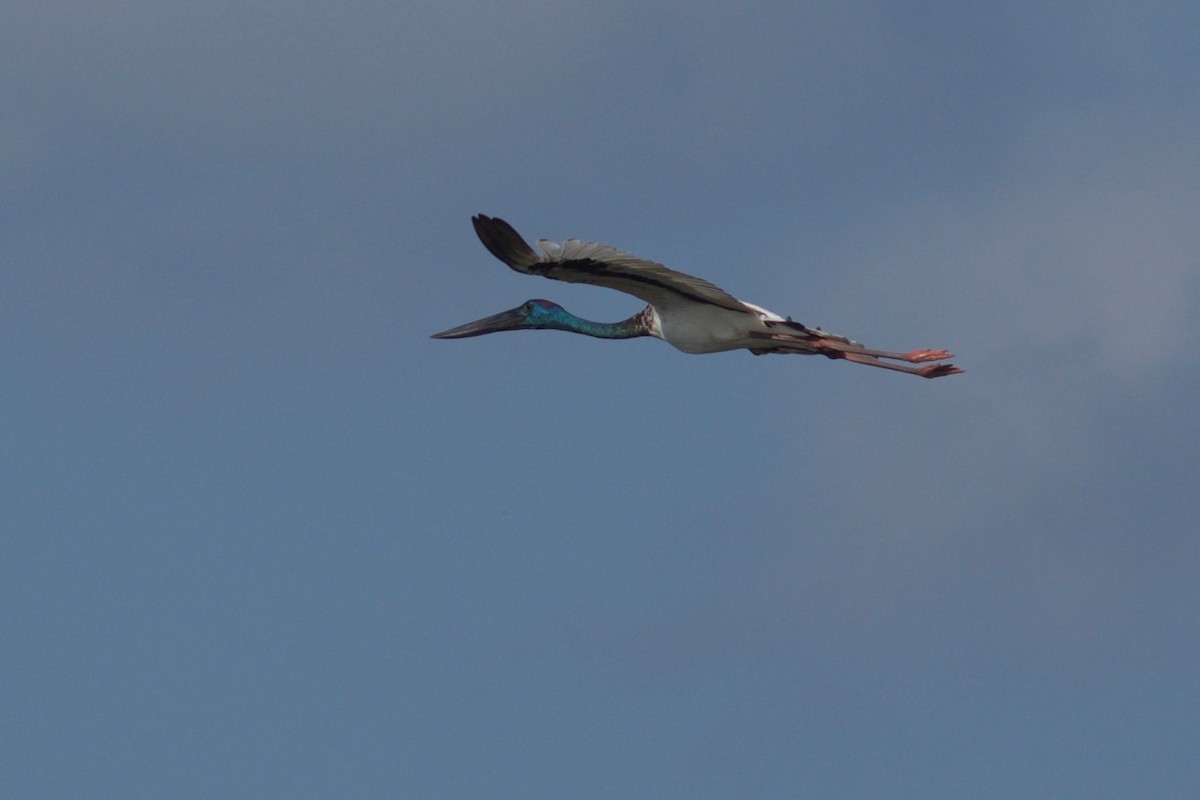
472, 214, 539, 269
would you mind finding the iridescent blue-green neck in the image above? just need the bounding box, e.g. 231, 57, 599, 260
552, 311, 648, 338
542, 307, 651, 339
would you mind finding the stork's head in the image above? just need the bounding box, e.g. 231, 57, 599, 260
431, 299, 570, 338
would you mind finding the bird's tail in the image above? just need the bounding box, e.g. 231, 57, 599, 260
764, 317, 863, 349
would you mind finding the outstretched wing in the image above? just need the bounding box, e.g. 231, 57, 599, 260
472, 214, 755, 314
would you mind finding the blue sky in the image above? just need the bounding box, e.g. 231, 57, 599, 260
4, 2, 1199, 797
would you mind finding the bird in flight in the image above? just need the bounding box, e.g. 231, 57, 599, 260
433, 215, 962, 378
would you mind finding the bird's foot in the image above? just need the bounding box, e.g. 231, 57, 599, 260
918, 363, 964, 379
905, 349, 954, 363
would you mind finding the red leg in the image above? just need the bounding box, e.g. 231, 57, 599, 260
841, 352, 962, 378
743, 332, 962, 377
810, 338, 955, 363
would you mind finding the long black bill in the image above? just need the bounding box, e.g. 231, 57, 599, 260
430, 306, 527, 339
